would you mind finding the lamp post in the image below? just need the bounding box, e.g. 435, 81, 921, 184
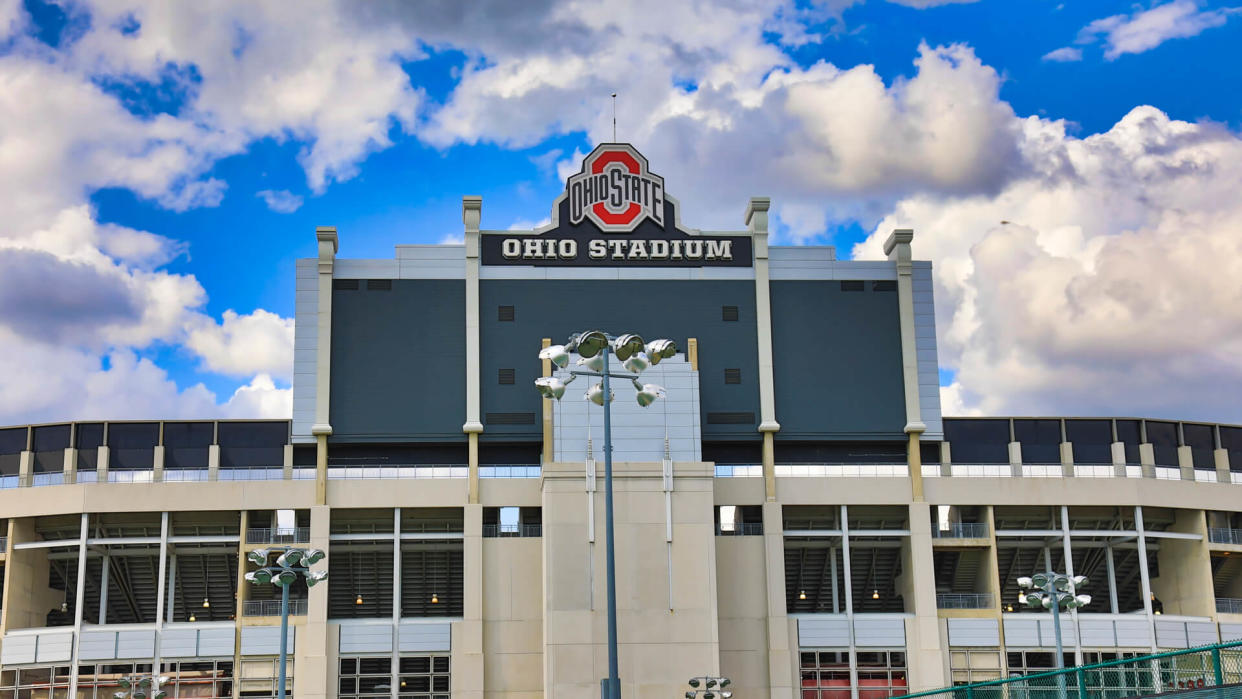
1017, 572, 1090, 698
244, 547, 327, 699
112, 673, 169, 699
684, 675, 732, 699
535, 331, 676, 699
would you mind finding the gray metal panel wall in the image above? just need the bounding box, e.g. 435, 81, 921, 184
1, 635, 37, 665
947, 619, 1000, 647
78, 631, 118, 660
36, 632, 73, 662
854, 617, 906, 647
329, 280, 467, 442
241, 626, 296, 655
770, 281, 907, 439
160, 629, 198, 658
197, 627, 236, 656
398, 623, 451, 652
479, 279, 761, 440
1079, 618, 1117, 647
116, 630, 156, 659
911, 262, 943, 440
1002, 617, 1040, 647
340, 623, 393, 653
798, 617, 851, 647
292, 259, 319, 443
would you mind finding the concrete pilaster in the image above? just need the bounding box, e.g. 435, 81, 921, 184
1151, 509, 1216, 617
453, 503, 484, 699
153, 445, 165, 482
1140, 443, 1156, 479
1178, 445, 1196, 481
296, 505, 332, 699
747, 198, 781, 502
904, 503, 948, 692
208, 444, 220, 482
1216, 447, 1231, 483
1008, 441, 1022, 478
1060, 441, 1074, 477
64, 447, 77, 485
97, 445, 109, 483
762, 500, 794, 699
18, 450, 31, 487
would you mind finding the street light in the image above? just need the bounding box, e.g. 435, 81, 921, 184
113, 674, 170, 699
536, 330, 675, 699
1018, 572, 1090, 697
685, 676, 732, 699
245, 547, 327, 699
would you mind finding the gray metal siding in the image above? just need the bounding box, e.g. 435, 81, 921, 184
340, 623, 393, 653
1, 635, 37, 665
160, 629, 199, 658
329, 280, 467, 442
947, 618, 1000, 647
398, 623, 451, 652
35, 632, 73, 663
770, 281, 907, 440
798, 617, 851, 647
292, 258, 319, 443
479, 279, 761, 440
241, 626, 296, 655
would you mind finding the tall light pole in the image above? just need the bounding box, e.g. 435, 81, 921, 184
1018, 572, 1090, 698
245, 547, 328, 699
536, 331, 676, 699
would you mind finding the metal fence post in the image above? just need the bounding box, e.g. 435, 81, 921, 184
1212, 647, 1224, 687
965, 686, 974, 699
1076, 668, 1088, 699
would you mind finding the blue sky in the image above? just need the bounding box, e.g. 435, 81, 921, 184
2, 0, 1242, 423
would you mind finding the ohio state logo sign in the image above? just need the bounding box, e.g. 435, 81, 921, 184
566, 144, 664, 233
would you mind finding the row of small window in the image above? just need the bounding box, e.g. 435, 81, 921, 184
0, 661, 235, 699
339, 656, 449, 699
800, 650, 907, 698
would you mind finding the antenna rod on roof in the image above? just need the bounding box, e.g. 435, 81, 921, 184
611, 92, 617, 142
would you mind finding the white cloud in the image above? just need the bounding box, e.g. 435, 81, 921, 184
221, 374, 292, 418
184, 309, 295, 380
853, 106, 1242, 421
1077, 0, 1241, 60
1042, 46, 1083, 62
257, 189, 304, 213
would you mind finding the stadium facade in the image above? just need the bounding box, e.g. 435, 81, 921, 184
2, 144, 1242, 699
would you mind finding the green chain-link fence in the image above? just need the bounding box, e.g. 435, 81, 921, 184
891, 640, 1242, 699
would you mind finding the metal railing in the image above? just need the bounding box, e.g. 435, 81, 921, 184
891, 638, 1242, 699
246, 527, 311, 545
1219, 598, 1242, 614
482, 523, 542, 538
162, 469, 209, 482
1211, 528, 1242, 545
107, 469, 156, 483
243, 599, 308, 617
716, 522, 763, 536
932, 522, 988, 539
936, 593, 993, 609
774, 463, 909, 478
326, 465, 468, 480
714, 464, 762, 477
218, 468, 284, 481
479, 465, 541, 478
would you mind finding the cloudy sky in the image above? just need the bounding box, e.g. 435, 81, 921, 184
1, 0, 1240, 425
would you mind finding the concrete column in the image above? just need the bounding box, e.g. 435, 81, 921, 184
940, 442, 951, 477
452, 503, 484, 698
153, 445, 165, 482
1, 519, 63, 631
208, 444, 220, 482
64, 446, 77, 485
1060, 442, 1074, 478
885, 229, 927, 502
68, 513, 88, 699
295, 505, 332, 699
1059, 506, 1083, 667
1139, 443, 1156, 479
1111, 441, 1126, 478
18, 449, 32, 487
762, 500, 794, 699
905, 503, 948, 692
1215, 448, 1231, 484
153, 512, 169, 668
747, 198, 782, 501
312, 226, 338, 506
283, 443, 294, 480
1151, 509, 1215, 617
1135, 507, 1159, 653
97, 445, 110, 483
462, 197, 484, 505
1008, 441, 1022, 478
1178, 445, 1196, 481
233, 511, 248, 699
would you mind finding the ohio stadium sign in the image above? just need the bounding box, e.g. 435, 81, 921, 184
480, 143, 753, 268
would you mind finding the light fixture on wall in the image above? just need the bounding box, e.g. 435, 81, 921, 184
1006, 604, 1014, 613
1018, 592, 1027, 604
355, 593, 363, 605
799, 590, 806, 601
202, 597, 210, 609
872, 589, 880, 600
188, 613, 196, 622
431, 592, 439, 604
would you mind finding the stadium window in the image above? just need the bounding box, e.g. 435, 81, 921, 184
872, 280, 897, 291
498, 368, 515, 385
840, 280, 864, 292
366, 279, 391, 291
498, 305, 515, 321
333, 279, 359, 290
721, 305, 739, 321
724, 368, 741, 384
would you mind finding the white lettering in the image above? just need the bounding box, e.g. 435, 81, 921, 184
650, 239, 669, 259
558, 239, 577, 259
628, 240, 649, 259
523, 239, 543, 259
670, 240, 683, 259
608, 239, 627, 259
684, 240, 703, 259
705, 240, 732, 260
502, 238, 521, 259
589, 239, 607, 259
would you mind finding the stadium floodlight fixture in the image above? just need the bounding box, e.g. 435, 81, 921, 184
535, 375, 576, 400
570, 330, 608, 358
576, 353, 605, 372
1016, 576, 1033, 589
1031, 573, 1050, 588
1071, 575, 1088, 587
622, 352, 650, 373
538, 344, 570, 369
276, 549, 303, 567
275, 569, 299, 586
645, 339, 676, 364
612, 333, 645, 360
631, 380, 666, 407
305, 570, 329, 587
118, 680, 132, 690
689, 679, 701, 688
585, 382, 614, 406
248, 549, 271, 566
245, 569, 273, 585
304, 548, 326, 565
